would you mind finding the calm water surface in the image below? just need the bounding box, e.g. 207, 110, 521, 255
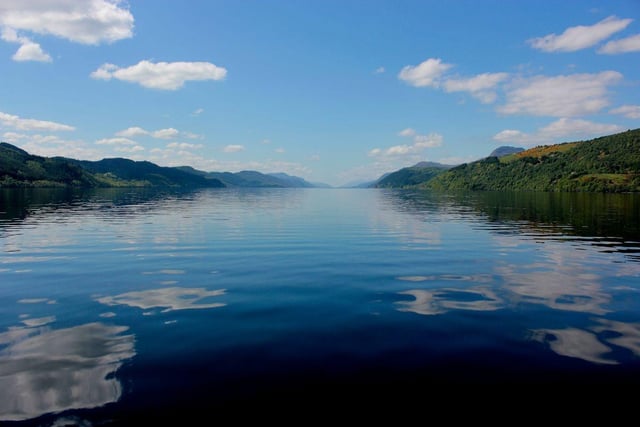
1, 187, 640, 424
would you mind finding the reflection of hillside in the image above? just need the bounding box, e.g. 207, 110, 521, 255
466, 191, 640, 241
97, 287, 227, 312
0, 322, 135, 422
379, 189, 640, 259
0, 187, 307, 231
0, 187, 198, 224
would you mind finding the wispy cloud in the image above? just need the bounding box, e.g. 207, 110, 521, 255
598, 34, 640, 54
0, 0, 133, 60
152, 128, 179, 139
223, 144, 245, 153
493, 118, 624, 147
115, 126, 191, 140
498, 71, 622, 117
0, 111, 74, 131
610, 105, 640, 119
116, 127, 149, 138
374, 67, 385, 74
114, 145, 144, 153
96, 137, 137, 146
167, 142, 203, 150
443, 72, 509, 103
91, 60, 227, 90
3, 132, 103, 160
398, 58, 506, 104
369, 130, 443, 161
528, 16, 632, 52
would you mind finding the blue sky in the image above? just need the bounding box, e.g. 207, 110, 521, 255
0, 0, 639, 187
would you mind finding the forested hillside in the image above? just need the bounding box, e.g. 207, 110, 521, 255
425, 129, 640, 192
0, 143, 224, 188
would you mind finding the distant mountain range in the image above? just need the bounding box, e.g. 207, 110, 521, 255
0, 142, 326, 189
4, 128, 638, 192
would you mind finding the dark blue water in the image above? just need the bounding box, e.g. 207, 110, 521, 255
1, 188, 640, 424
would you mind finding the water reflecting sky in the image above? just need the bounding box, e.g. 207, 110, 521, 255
1, 187, 640, 424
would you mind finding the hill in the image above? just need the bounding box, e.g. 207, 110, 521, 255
372, 161, 454, 188
0, 143, 224, 188
0, 142, 99, 187
0, 143, 324, 189
488, 146, 524, 157
424, 129, 640, 192
177, 167, 324, 188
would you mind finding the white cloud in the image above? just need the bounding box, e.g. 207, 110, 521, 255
91, 60, 227, 90
152, 128, 179, 139
493, 118, 624, 147
115, 127, 148, 137
1, 27, 51, 62
498, 71, 622, 117
610, 105, 640, 119
115, 126, 198, 140
398, 58, 452, 88
413, 134, 443, 148
4, 133, 103, 160
182, 132, 203, 139
0, 111, 74, 131
223, 144, 245, 153
528, 16, 632, 52
398, 58, 509, 104
374, 67, 385, 74
398, 128, 416, 137
12, 40, 51, 62
167, 142, 202, 150
369, 131, 443, 158
115, 145, 144, 153
598, 34, 640, 54
0, 0, 134, 45
275, 148, 285, 153
540, 118, 623, 138
443, 72, 509, 103
192, 108, 204, 116
96, 137, 137, 145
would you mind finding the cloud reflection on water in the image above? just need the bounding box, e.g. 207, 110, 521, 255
397, 287, 503, 315
531, 327, 617, 365
0, 322, 135, 422
97, 287, 226, 312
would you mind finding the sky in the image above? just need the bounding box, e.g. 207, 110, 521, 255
0, 0, 639, 187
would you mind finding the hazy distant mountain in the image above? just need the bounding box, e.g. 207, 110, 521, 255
488, 146, 524, 158
177, 167, 326, 188
77, 158, 224, 188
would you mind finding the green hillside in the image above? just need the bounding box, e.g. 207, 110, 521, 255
374, 164, 451, 188
0, 143, 224, 188
0, 143, 99, 187
424, 129, 640, 192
